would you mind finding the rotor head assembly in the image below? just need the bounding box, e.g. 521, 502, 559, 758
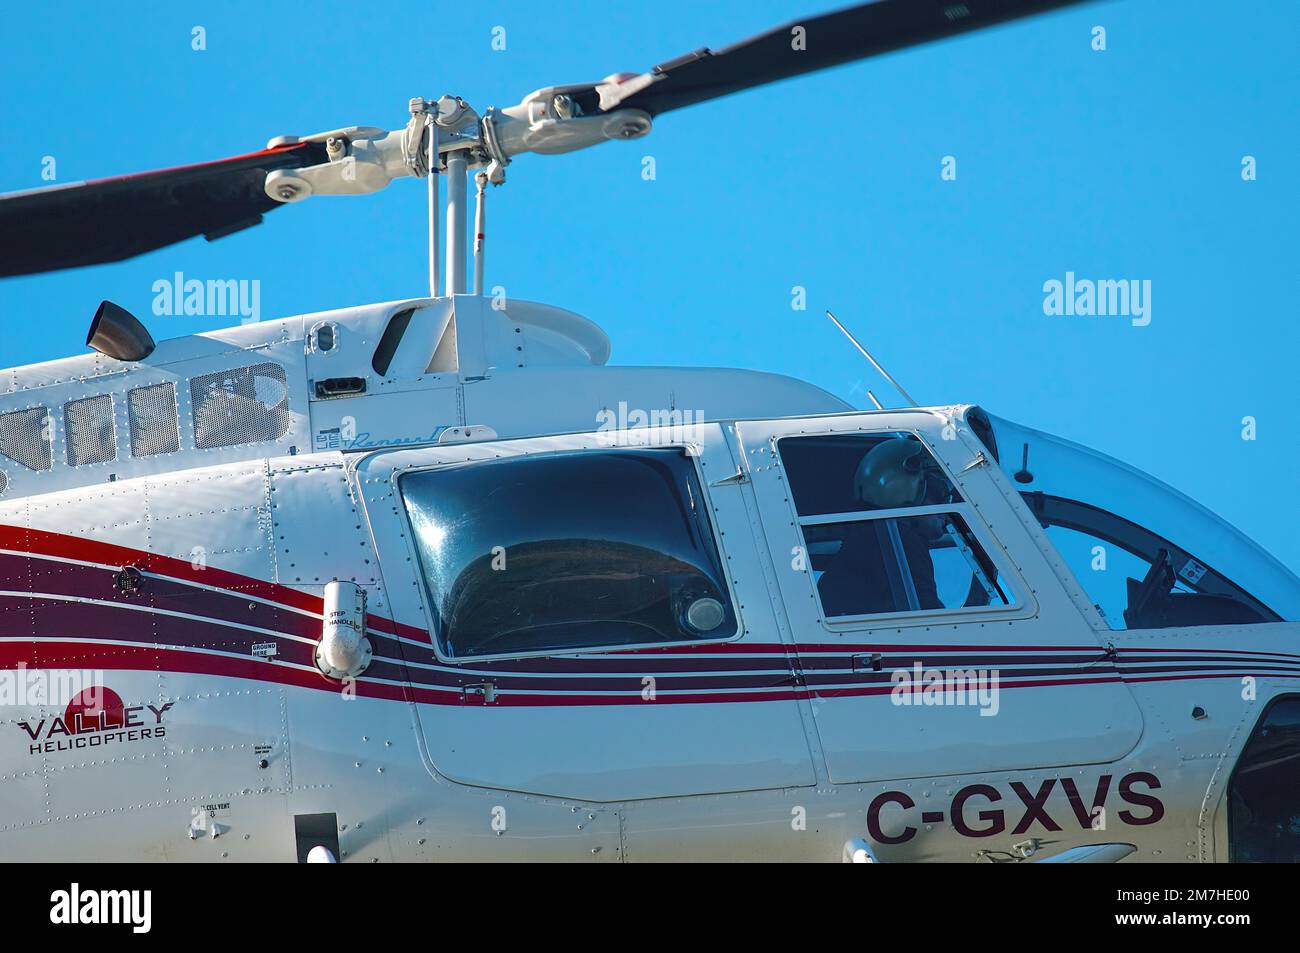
0, 1, 1092, 282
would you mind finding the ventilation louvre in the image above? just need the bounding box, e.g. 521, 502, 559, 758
0, 407, 52, 471
128, 382, 181, 457
65, 394, 116, 467
190, 363, 291, 450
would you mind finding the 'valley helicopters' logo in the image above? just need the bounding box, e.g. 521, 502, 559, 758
17, 686, 173, 756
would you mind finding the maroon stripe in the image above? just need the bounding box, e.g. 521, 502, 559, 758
1124, 672, 1300, 685
0, 595, 318, 670
0, 552, 320, 637
1115, 662, 1300, 677
613, 641, 1108, 655
1113, 653, 1300, 665
5, 584, 1298, 693
387, 642, 799, 674
1, 548, 1297, 704
5, 636, 1298, 706
796, 652, 1109, 670
1116, 645, 1300, 660
801, 665, 1106, 688
371, 659, 797, 693
0, 523, 433, 643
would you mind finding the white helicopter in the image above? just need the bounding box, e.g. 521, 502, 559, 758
0, 0, 1295, 865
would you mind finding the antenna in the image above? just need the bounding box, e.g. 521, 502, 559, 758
864, 389, 884, 410
825, 310, 919, 408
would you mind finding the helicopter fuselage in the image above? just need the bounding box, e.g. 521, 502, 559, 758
0, 296, 1293, 863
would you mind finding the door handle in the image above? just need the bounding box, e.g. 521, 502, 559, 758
462, 681, 497, 705
851, 653, 884, 673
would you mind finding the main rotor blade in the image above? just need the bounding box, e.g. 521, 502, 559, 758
599, 0, 1092, 116
0, 141, 327, 279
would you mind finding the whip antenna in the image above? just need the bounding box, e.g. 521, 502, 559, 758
825, 309, 919, 408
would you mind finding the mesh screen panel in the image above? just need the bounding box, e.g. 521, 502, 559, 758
128, 382, 181, 457
190, 363, 291, 450
65, 394, 116, 466
0, 407, 52, 471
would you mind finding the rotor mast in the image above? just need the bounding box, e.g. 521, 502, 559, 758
264, 88, 652, 300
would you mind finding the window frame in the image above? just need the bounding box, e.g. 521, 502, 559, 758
394, 442, 746, 664
773, 430, 1028, 630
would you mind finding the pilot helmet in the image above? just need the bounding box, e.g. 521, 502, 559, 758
853, 437, 946, 509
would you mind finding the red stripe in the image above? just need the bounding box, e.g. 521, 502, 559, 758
0, 523, 431, 644
0, 641, 450, 706
1115, 646, 1300, 660
13, 522, 1292, 662
615, 641, 1107, 655
810, 675, 1124, 697
1, 525, 1294, 704
616, 640, 1300, 658
7, 638, 1292, 708
1122, 671, 1300, 684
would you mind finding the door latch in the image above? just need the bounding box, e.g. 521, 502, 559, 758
462, 681, 497, 705
851, 653, 883, 673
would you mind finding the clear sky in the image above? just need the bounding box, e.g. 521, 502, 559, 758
1, 1, 1296, 572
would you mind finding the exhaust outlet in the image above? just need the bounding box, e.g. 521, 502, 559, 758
86, 300, 156, 361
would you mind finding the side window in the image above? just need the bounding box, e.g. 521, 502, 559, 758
401, 448, 736, 659
1022, 492, 1278, 629
778, 433, 1012, 620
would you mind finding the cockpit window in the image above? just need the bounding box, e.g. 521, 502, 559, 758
778, 433, 1014, 621
980, 411, 1297, 627
1023, 492, 1278, 629
400, 448, 736, 658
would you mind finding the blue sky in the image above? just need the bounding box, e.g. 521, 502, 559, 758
1, 1, 1296, 573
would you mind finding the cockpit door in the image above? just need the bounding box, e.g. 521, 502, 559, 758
737, 410, 1145, 784
358, 423, 817, 802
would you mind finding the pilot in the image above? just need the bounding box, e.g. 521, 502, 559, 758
817, 437, 964, 616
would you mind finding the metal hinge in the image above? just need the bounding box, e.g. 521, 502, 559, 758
709, 467, 748, 487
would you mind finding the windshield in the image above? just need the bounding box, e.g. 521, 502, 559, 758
979, 412, 1299, 626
